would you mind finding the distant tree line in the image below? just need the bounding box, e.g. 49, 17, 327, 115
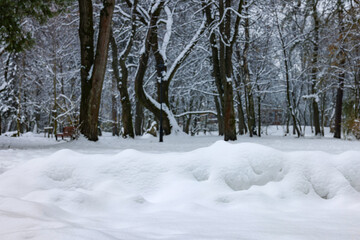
0, 0, 359, 141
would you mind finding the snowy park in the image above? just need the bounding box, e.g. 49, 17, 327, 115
1, 0, 360, 239
1, 128, 360, 240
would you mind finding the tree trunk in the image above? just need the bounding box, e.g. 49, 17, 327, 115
233, 72, 247, 135
334, 0, 345, 139
237, 93, 247, 135
78, 0, 94, 137
110, 30, 134, 138
185, 115, 191, 134
218, 0, 240, 141
52, 40, 58, 135
214, 95, 224, 135
243, 7, 252, 137
109, 1, 137, 138
243, 12, 255, 137
354, 71, 359, 118
0, 55, 12, 135
321, 92, 326, 136
134, 2, 177, 136
311, 0, 321, 136
148, 13, 172, 135
135, 100, 143, 136
111, 76, 119, 136
277, 17, 301, 137
334, 68, 345, 139
17, 54, 25, 137
204, 2, 225, 136
79, 0, 115, 141
309, 96, 314, 133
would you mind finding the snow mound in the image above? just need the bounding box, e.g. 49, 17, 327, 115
0, 142, 359, 204
0, 142, 360, 239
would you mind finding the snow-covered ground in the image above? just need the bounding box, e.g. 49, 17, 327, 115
1, 127, 360, 239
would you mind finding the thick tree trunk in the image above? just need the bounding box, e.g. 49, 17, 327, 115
218, 0, 238, 141
223, 82, 237, 141
78, 0, 94, 136
203, 0, 243, 141
79, 0, 114, 141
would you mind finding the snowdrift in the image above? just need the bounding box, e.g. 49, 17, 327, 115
0, 141, 360, 239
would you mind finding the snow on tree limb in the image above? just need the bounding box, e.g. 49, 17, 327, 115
175, 110, 217, 118
165, 15, 207, 83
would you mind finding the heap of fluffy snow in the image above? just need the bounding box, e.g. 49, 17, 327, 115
0, 141, 359, 239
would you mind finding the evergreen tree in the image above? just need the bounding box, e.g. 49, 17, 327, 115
0, 0, 71, 53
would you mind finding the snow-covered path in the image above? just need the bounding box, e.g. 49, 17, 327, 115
0, 130, 360, 239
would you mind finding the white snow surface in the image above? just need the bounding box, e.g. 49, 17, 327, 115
1, 128, 360, 239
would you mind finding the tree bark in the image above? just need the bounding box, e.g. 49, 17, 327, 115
221, 0, 237, 141
111, 75, 119, 136
257, 86, 261, 137
135, 99, 143, 136
276, 13, 301, 137
110, 29, 134, 138
135, 1, 204, 136
52, 38, 58, 135
334, 0, 345, 139
109, 1, 137, 138
16, 54, 25, 137
79, 0, 115, 141
233, 54, 247, 135
204, 0, 243, 141
237, 95, 247, 135
243, 9, 256, 137
214, 95, 224, 135
311, 0, 321, 136
134, 3, 171, 134
78, 0, 94, 137
149, 16, 172, 135
204, 4, 224, 136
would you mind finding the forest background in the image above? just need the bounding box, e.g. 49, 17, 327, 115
0, 0, 359, 141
